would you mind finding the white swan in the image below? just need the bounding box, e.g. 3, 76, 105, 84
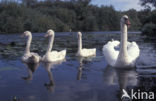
76, 32, 96, 57
42, 29, 66, 62
103, 15, 140, 67
21, 31, 41, 63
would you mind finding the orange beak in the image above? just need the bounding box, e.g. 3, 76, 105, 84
125, 19, 131, 28
44, 34, 48, 37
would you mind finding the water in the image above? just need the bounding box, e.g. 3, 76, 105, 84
0, 32, 156, 101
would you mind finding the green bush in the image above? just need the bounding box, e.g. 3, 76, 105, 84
142, 23, 156, 36
0, 1, 144, 33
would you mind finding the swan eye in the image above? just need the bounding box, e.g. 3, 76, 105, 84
24, 33, 27, 36
124, 18, 128, 21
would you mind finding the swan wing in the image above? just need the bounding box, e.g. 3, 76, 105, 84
31, 52, 40, 58
50, 50, 66, 58
127, 42, 140, 62
44, 50, 66, 62
22, 54, 31, 62
22, 52, 40, 63
31, 52, 41, 62
59, 50, 67, 57
81, 48, 96, 57
103, 40, 120, 66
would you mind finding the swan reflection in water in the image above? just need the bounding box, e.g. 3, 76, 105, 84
22, 62, 40, 81
103, 66, 138, 99
77, 56, 95, 80
43, 60, 65, 92
77, 57, 84, 80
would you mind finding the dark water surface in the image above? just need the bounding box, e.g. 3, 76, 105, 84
0, 32, 156, 101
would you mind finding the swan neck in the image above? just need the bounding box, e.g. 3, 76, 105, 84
78, 35, 82, 52
25, 35, 32, 54
46, 35, 54, 54
120, 24, 128, 55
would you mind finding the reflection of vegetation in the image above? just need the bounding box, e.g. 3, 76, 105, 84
0, 67, 19, 71
0, 67, 19, 80
0, 0, 147, 33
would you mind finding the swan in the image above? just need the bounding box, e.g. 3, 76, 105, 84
103, 15, 140, 67
42, 29, 66, 62
76, 32, 96, 57
21, 31, 41, 63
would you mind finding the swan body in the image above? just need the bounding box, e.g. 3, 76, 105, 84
42, 29, 66, 62
22, 31, 41, 63
76, 32, 96, 57
103, 15, 140, 67
42, 50, 66, 62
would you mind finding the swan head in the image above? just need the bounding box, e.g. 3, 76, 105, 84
77, 31, 82, 38
121, 15, 131, 27
21, 31, 31, 37
45, 29, 55, 37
